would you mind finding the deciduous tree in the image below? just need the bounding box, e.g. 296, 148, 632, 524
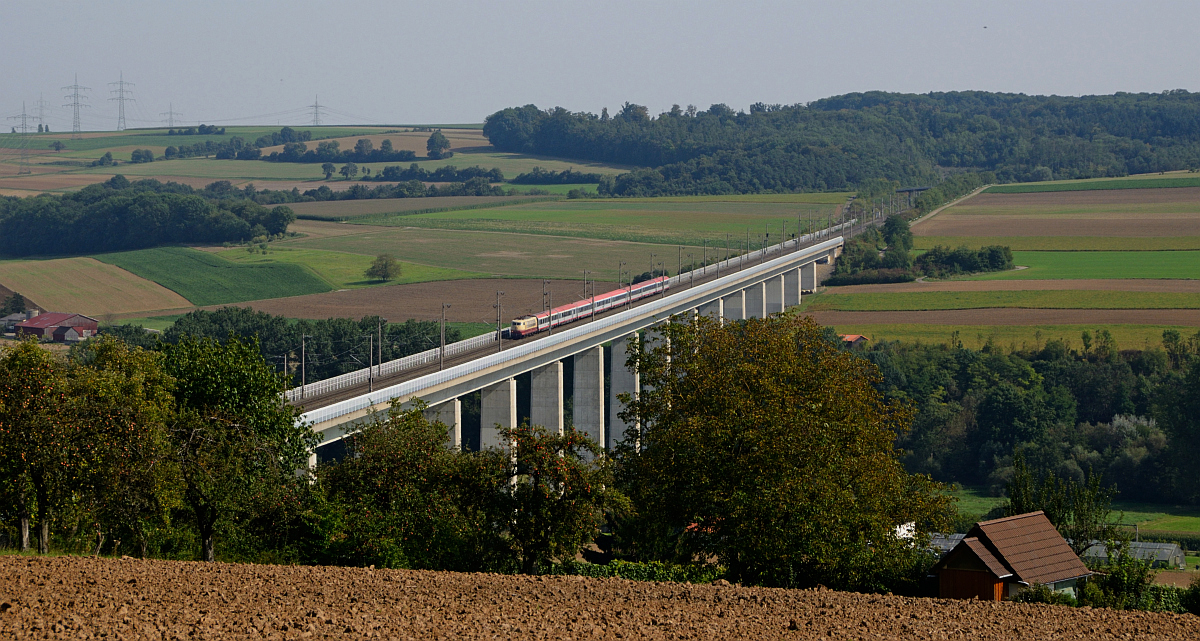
365, 254, 400, 281
615, 315, 950, 591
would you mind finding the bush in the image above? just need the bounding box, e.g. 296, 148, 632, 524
1010, 582, 1078, 607
1183, 576, 1200, 615
547, 560, 725, 584
823, 268, 916, 286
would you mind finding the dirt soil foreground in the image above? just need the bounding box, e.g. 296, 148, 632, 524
3, 557, 1198, 640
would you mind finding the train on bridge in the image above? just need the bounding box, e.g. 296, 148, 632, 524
510, 276, 670, 338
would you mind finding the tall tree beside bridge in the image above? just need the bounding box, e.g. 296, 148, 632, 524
613, 315, 951, 592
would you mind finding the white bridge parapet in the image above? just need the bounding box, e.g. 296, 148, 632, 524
287, 219, 856, 403
300, 235, 845, 447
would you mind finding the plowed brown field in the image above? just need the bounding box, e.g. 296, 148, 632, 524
2, 556, 1197, 640
806, 309, 1200, 326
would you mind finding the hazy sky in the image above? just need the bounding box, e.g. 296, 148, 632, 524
4, 1, 1200, 131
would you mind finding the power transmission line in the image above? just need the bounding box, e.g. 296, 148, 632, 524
62, 73, 90, 139
6, 101, 38, 175
160, 103, 183, 128
108, 71, 135, 131
308, 95, 325, 126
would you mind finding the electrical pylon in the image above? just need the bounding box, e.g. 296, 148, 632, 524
309, 95, 322, 126
160, 103, 183, 128
34, 94, 52, 128
109, 71, 135, 131
6, 101, 39, 174
62, 73, 90, 139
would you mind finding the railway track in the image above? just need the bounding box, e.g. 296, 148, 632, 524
291, 220, 869, 412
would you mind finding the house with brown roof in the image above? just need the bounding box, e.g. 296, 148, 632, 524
931, 511, 1092, 601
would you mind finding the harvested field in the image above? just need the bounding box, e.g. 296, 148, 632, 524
222, 278, 617, 324
288, 195, 558, 221
966, 187, 1200, 208
0, 257, 191, 317
2, 556, 1197, 640
212, 247, 484, 289
0, 172, 111, 192
986, 174, 1200, 193
826, 279, 1200, 295
287, 219, 396, 240
805, 309, 1200, 326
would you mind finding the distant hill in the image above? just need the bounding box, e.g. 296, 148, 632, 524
483, 90, 1200, 196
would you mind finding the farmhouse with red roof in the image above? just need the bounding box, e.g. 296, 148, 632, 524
15, 312, 98, 342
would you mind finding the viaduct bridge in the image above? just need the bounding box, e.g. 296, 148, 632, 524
296, 229, 854, 463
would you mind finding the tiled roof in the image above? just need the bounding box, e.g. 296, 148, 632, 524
963, 537, 1012, 578
15, 313, 96, 329
969, 511, 1091, 585
16, 313, 80, 329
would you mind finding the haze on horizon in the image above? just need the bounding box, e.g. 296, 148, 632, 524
3, 0, 1199, 131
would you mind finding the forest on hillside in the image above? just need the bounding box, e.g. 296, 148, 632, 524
483, 90, 1200, 196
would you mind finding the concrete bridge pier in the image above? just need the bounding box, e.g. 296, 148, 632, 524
766, 274, 785, 315
784, 268, 802, 307
723, 290, 745, 321
572, 347, 604, 451
745, 281, 767, 319
423, 398, 462, 450
530, 362, 564, 435
801, 261, 817, 293
698, 297, 723, 323
607, 333, 640, 451
480, 377, 517, 449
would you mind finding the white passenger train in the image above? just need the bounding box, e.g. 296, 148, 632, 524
510, 276, 670, 338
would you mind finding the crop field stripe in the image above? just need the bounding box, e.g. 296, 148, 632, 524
0, 256, 193, 316
94, 247, 332, 307
821, 323, 1192, 352
310, 197, 562, 221
802, 290, 1200, 312
213, 246, 487, 289
968, 251, 1200, 280
913, 236, 1200, 251
986, 176, 1200, 193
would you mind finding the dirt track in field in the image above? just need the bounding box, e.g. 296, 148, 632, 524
805, 309, 1200, 326
825, 279, 1200, 295
206, 278, 618, 324
2, 556, 1197, 640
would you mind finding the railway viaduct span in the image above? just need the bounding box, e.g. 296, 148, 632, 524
298, 234, 848, 463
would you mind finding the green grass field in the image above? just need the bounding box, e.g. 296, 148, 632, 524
947, 487, 1200, 532
288, 196, 559, 221
79, 158, 328, 180
913, 236, 1200, 251
822, 324, 1186, 352
285, 227, 703, 281
95, 247, 332, 306
804, 290, 1200, 312
364, 197, 843, 246
968, 251, 1200, 280
214, 246, 484, 288
986, 175, 1200, 193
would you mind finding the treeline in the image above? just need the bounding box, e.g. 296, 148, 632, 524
511, 167, 605, 184
106, 306, 460, 385
826, 215, 1012, 285
371, 163, 504, 183
0, 316, 952, 595
0, 176, 295, 257
485, 91, 1200, 196
168, 124, 225, 135
865, 328, 1200, 505
264, 138, 417, 164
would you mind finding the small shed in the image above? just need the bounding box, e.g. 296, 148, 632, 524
840, 334, 869, 348
1, 312, 26, 332
1082, 541, 1186, 570
931, 511, 1092, 601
